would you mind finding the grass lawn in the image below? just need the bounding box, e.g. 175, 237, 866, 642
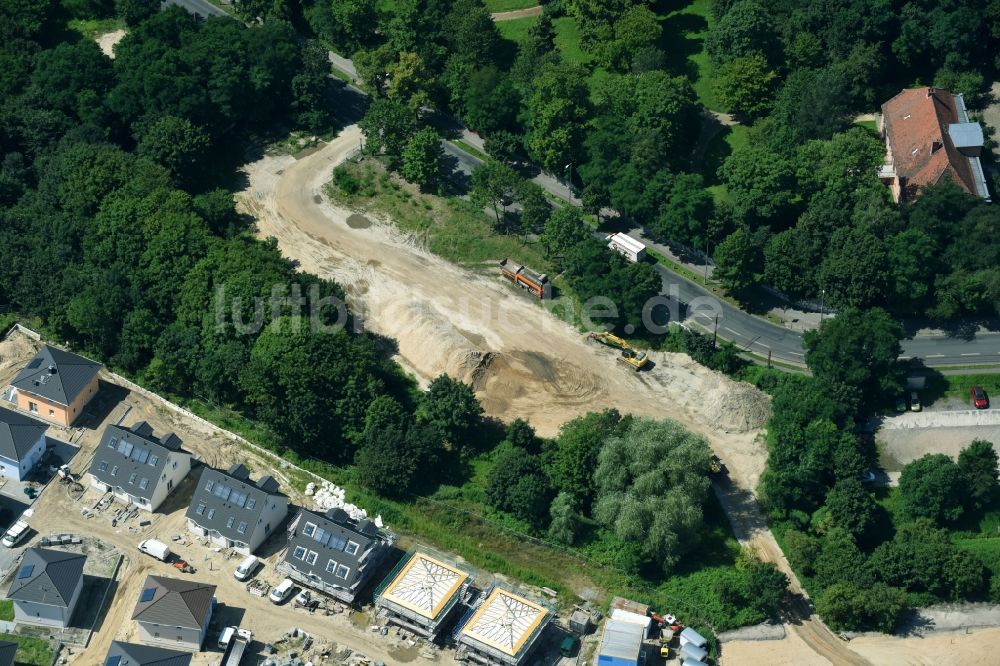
660, 0, 719, 110
0, 634, 53, 666
699, 124, 748, 185
921, 372, 1000, 407
486, 0, 539, 11
449, 139, 489, 161
67, 17, 124, 38
496, 15, 538, 45
326, 160, 552, 270
0, 600, 11, 622
554, 16, 593, 66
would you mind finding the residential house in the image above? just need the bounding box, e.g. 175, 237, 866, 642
185, 463, 288, 555
0, 406, 48, 481
8, 547, 86, 628
0, 641, 15, 666
103, 641, 192, 666
374, 548, 472, 639
131, 575, 216, 651
88, 422, 190, 512
277, 507, 393, 603
455, 585, 552, 666
9, 345, 101, 426
880, 87, 991, 203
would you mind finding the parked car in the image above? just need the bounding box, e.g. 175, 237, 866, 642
269, 578, 294, 604
293, 589, 311, 607
894, 396, 907, 412
972, 385, 990, 409
909, 391, 921, 412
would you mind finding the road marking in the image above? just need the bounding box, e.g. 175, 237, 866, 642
757, 342, 771, 349
961, 353, 981, 357
723, 327, 740, 336
926, 354, 945, 358
787, 351, 804, 357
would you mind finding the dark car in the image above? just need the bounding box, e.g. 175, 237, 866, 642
972, 386, 990, 409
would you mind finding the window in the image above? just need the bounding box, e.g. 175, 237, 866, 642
326, 559, 336, 573
246, 498, 256, 510
196, 503, 206, 516
336, 564, 350, 579
139, 478, 149, 490
231, 491, 247, 507
133, 448, 149, 464
139, 587, 156, 602
345, 541, 359, 556
313, 528, 331, 546
48, 409, 54, 417
207, 509, 215, 519
293, 546, 307, 560
128, 473, 137, 485
107, 437, 117, 449
110, 465, 119, 477
329, 534, 347, 551
237, 521, 248, 534
205, 480, 214, 492
226, 516, 235, 528
28, 402, 37, 413
98, 461, 108, 472
302, 522, 316, 537
149, 455, 158, 467
213, 484, 232, 500
17, 564, 34, 579
172, 461, 177, 469
118, 441, 134, 457
306, 550, 318, 565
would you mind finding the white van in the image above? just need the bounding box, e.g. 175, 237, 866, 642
2, 520, 30, 548
234, 555, 259, 581
137, 539, 171, 561
218, 626, 236, 650
269, 578, 294, 604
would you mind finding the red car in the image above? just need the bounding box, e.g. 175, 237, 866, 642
972, 386, 990, 409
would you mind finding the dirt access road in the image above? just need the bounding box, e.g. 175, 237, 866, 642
236, 127, 879, 665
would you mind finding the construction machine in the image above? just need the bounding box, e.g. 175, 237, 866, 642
586, 332, 649, 371
709, 455, 728, 476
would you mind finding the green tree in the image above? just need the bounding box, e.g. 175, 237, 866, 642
304, 0, 378, 54
817, 583, 909, 633
713, 227, 764, 296
400, 127, 444, 190
899, 454, 966, 524
471, 160, 520, 226
958, 439, 999, 509
705, 0, 780, 67
593, 417, 712, 573
782, 529, 820, 576
524, 61, 590, 173
823, 478, 877, 539
600, 5, 662, 71
115, 0, 158, 25
487, 444, 554, 528
359, 98, 417, 163
803, 308, 905, 411
416, 374, 483, 449
541, 207, 590, 259
813, 527, 869, 590
544, 409, 623, 508
484, 130, 521, 165
715, 54, 779, 120
548, 491, 582, 545
517, 180, 551, 235
136, 116, 211, 185
648, 173, 714, 248
719, 143, 796, 224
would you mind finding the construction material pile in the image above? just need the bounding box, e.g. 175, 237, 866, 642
305, 480, 384, 527
707, 382, 772, 432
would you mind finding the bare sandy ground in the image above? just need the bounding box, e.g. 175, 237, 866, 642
491, 6, 542, 21
237, 125, 772, 489
95, 29, 125, 59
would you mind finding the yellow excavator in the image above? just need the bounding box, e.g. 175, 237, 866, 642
586, 332, 650, 371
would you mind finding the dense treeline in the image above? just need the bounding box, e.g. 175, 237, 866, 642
0, 1, 483, 493
749, 310, 1000, 632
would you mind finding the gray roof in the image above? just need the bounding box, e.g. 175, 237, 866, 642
12, 345, 101, 407
281, 508, 384, 588
89, 422, 185, 501
8, 547, 86, 607
104, 641, 192, 666
949, 122, 984, 149
0, 406, 47, 464
132, 576, 215, 630
598, 619, 644, 661
0, 640, 16, 666
185, 465, 286, 543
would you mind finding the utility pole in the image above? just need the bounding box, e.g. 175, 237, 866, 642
713, 314, 719, 348
703, 240, 711, 285
564, 163, 572, 201
819, 288, 826, 324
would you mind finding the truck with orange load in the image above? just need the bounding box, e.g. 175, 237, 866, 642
499, 258, 552, 299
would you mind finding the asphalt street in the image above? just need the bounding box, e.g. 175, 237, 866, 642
158, 0, 1000, 369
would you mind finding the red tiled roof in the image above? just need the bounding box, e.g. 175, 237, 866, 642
881, 87, 977, 202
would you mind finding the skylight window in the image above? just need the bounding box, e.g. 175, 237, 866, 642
139, 587, 156, 603
17, 564, 34, 579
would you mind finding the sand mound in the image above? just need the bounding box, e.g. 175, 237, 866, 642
710, 381, 772, 432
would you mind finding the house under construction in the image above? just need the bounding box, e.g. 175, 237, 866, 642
454, 585, 552, 666
374, 548, 473, 640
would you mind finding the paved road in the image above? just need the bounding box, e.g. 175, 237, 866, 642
162, 0, 229, 18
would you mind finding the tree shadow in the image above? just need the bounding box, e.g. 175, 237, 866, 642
655, 6, 707, 83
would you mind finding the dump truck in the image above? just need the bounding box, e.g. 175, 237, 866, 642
587, 332, 649, 371
499, 258, 552, 299
606, 233, 647, 263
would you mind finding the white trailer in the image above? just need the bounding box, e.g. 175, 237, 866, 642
606, 233, 647, 263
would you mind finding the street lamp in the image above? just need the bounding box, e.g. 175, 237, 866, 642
703, 239, 711, 285
564, 163, 572, 201
819, 288, 826, 323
